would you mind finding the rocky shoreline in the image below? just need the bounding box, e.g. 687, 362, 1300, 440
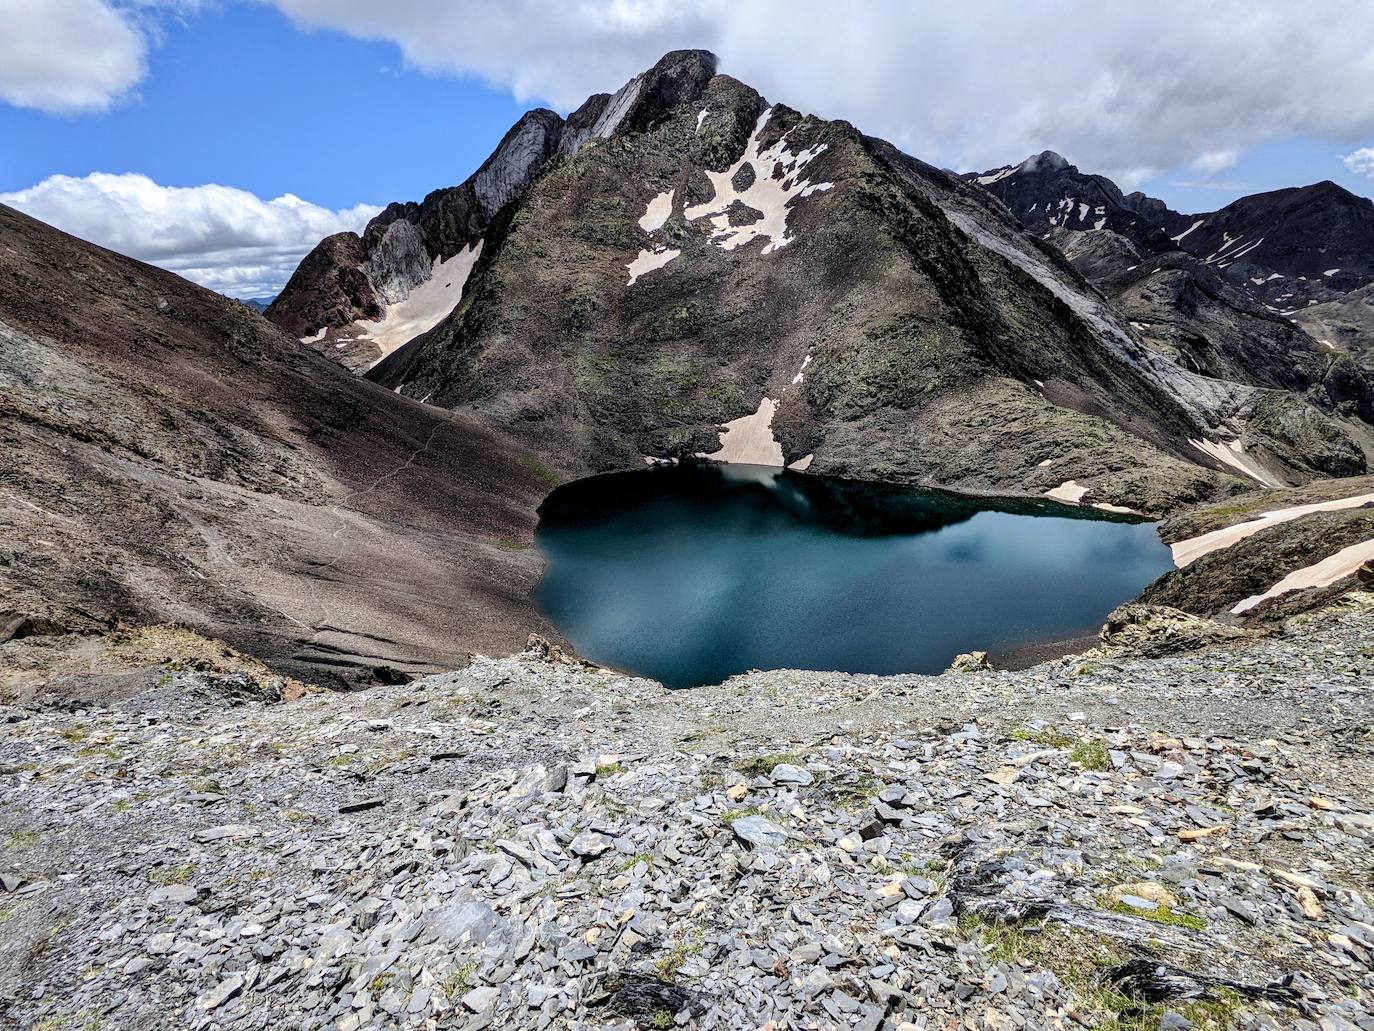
2, 596, 1371, 1030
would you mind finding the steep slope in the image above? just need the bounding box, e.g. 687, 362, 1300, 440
963, 150, 1185, 254
266, 105, 599, 372
353, 51, 1374, 512
1174, 182, 1374, 311
970, 155, 1374, 316
0, 203, 559, 686
1298, 281, 1374, 357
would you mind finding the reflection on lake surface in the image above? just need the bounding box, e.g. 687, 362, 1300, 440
535, 464, 1171, 688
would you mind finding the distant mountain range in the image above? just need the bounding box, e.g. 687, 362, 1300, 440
235, 295, 276, 314
963, 151, 1374, 315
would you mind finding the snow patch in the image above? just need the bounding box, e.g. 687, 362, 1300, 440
1189, 438, 1280, 487
1170, 491, 1374, 567
790, 354, 812, 385
1171, 219, 1204, 243
974, 166, 1018, 186
700, 397, 785, 466
1045, 480, 1090, 504
1231, 537, 1374, 614
299, 327, 327, 345
1324, 268, 1341, 276
626, 246, 680, 286
696, 108, 709, 132
637, 189, 674, 233
683, 107, 833, 254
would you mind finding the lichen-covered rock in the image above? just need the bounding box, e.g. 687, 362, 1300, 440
1097, 604, 1257, 657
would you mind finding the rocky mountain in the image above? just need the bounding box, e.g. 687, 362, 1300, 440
266, 100, 614, 373
268, 49, 1371, 515
963, 152, 1374, 477
234, 295, 275, 313
967, 154, 1374, 315
963, 150, 1184, 255
0, 202, 559, 686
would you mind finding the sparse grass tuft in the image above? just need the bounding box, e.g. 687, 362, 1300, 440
440, 960, 477, 1000
520, 455, 560, 487
734, 752, 805, 777
4, 830, 41, 850
720, 805, 766, 824
147, 863, 195, 886
596, 762, 627, 777
1011, 727, 1075, 748
1105, 899, 1207, 931
1070, 738, 1111, 771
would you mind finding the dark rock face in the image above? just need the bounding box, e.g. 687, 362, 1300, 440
266, 107, 572, 360
962, 151, 1182, 256
1174, 181, 1374, 309
0, 202, 558, 685
969, 156, 1374, 315
264, 232, 381, 338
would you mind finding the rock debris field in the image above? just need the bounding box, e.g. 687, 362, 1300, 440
2, 599, 1373, 1030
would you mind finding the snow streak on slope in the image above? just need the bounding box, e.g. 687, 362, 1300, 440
683, 108, 833, 254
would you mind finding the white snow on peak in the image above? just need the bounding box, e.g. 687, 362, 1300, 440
626, 245, 680, 286
311, 241, 483, 368
637, 189, 674, 233
683, 107, 833, 255
974, 165, 1018, 186
1171, 219, 1205, 243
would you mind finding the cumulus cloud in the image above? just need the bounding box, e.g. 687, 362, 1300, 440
270, 0, 1374, 181
0, 0, 149, 113
0, 173, 379, 297
1344, 148, 1374, 180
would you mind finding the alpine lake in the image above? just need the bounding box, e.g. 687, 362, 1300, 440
534, 463, 1171, 688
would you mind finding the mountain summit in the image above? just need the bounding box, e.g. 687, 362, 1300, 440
269, 50, 1374, 512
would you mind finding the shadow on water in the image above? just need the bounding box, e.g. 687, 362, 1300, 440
535, 464, 1171, 688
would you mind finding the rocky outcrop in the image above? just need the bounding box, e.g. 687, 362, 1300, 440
265, 108, 572, 370
970, 155, 1374, 316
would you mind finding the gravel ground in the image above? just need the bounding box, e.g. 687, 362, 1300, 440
1, 597, 1372, 1030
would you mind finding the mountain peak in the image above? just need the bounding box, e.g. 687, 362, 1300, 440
1022, 150, 1071, 173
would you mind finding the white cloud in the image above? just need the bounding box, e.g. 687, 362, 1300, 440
1344, 148, 1374, 180
0, 0, 147, 113
0, 173, 379, 297
268, 0, 1374, 182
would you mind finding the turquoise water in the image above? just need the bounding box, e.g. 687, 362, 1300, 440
534, 464, 1171, 688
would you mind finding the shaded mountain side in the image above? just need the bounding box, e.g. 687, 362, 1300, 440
1175, 181, 1374, 310
1045, 227, 1374, 476
961, 150, 1183, 255
1297, 282, 1374, 358
968, 154, 1374, 315
962, 151, 1374, 477
0, 203, 560, 686
265, 105, 588, 372
365, 52, 1287, 516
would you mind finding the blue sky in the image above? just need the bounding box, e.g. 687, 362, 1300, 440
0, 4, 530, 210
3, 1, 1372, 297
